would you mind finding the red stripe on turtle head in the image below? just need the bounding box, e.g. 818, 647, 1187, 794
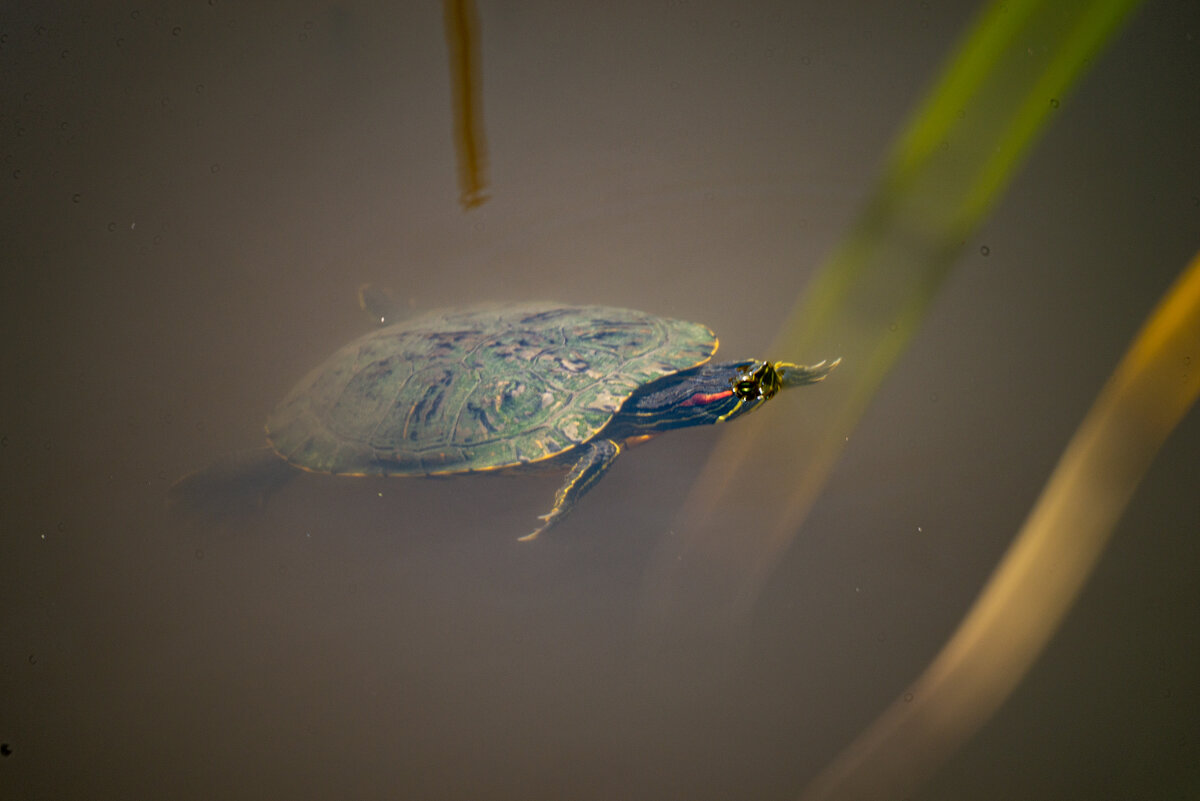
679, 389, 734, 408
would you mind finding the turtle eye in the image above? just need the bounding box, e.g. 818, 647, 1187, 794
733, 379, 758, 399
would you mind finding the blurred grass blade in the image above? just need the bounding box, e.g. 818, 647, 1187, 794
799, 250, 1200, 800
646, 0, 1146, 619
444, 0, 490, 208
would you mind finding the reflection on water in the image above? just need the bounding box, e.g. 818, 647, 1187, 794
2, 2, 1197, 800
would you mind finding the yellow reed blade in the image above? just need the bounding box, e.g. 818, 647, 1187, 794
798, 250, 1200, 799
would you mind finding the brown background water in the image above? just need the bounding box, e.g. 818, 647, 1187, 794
2, 2, 1198, 799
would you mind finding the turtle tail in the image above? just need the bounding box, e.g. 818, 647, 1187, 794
166, 447, 297, 522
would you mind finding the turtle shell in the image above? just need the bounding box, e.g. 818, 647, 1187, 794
265, 303, 718, 476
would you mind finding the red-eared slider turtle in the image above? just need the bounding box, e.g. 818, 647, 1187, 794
170, 289, 839, 540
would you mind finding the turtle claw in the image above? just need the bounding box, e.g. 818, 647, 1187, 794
517, 511, 557, 542
517, 527, 543, 543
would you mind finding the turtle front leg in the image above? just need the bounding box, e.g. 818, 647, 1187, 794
519, 438, 622, 541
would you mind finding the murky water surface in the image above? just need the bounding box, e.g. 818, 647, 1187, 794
2, 3, 1198, 799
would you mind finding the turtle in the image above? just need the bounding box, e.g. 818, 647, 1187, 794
169, 288, 839, 540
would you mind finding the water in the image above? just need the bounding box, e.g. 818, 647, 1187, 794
2, 2, 1198, 799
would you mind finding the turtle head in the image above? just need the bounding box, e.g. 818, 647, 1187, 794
619, 358, 840, 431
712, 358, 840, 422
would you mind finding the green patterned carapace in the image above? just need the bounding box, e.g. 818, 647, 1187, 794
267, 304, 717, 478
